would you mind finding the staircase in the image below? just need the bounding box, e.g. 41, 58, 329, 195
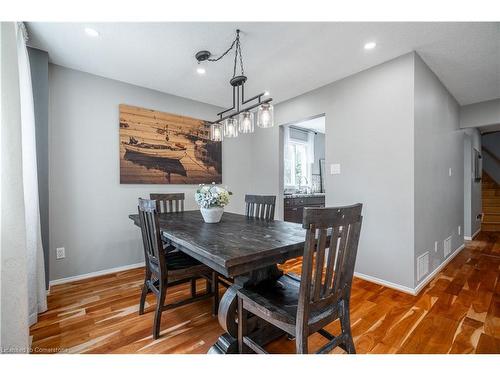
482, 173, 500, 231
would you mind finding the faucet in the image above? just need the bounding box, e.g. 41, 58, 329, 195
298, 176, 310, 194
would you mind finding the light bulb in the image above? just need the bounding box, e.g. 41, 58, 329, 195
257, 103, 274, 128
211, 123, 223, 142
239, 111, 254, 133
224, 117, 239, 138
84, 27, 99, 37
364, 41, 376, 50
196, 66, 206, 75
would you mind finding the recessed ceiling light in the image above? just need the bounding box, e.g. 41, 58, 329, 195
263, 91, 270, 96
196, 66, 206, 75
84, 27, 99, 37
364, 41, 376, 50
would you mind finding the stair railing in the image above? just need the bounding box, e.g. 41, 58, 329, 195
482, 146, 500, 186
482, 146, 500, 166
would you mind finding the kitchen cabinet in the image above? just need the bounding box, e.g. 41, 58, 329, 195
284, 195, 325, 223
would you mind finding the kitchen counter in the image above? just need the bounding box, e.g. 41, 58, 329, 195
284, 193, 325, 198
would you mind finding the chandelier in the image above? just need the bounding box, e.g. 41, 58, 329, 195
195, 29, 274, 142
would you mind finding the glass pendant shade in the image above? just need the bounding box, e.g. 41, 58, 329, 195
257, 103, 274, 128
224, 117, 239, 138
238, 111, 254, 133
210, 122, 223, 142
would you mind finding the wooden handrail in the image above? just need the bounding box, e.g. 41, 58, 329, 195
482, 146, 500, 166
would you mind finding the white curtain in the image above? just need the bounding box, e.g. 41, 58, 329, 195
283, 125, 292, 186
15, 22, 47, 325
306, 130, 315, 185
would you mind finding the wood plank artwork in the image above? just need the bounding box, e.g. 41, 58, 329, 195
119, 104, 221, 184
29, 232, 500, 354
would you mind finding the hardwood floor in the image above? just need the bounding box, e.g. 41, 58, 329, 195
30, 232, 500, 354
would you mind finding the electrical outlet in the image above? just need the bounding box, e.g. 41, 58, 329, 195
444, 237, 452, 258
434, 241, 438, 253
56, 247, 65, 259
417, 252, 430, 281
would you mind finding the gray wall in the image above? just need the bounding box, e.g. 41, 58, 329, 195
460, 98, 500, 129
482, 132, 500, 183
463, 128, 482, 238
250, 53, 416, 289
28, 47, 50, 289
48, 65, 256, 281
413, 54, 464, 287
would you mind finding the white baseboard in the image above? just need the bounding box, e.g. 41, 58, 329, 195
413, 243, 465, 295
49, 262, 145, 288
464, 228, 481, 241
355, 242, 466, 296
353, 272, 415, 295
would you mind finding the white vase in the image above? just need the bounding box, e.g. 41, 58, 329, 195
200, 206, 224, 223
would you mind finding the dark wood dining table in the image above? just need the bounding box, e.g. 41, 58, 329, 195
129, 210, 307, 354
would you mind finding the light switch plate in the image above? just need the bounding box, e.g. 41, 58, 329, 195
330, 164, 341, 175
56, 247, 65, 259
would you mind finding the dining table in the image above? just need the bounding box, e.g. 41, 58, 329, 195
129, 209, 308, 354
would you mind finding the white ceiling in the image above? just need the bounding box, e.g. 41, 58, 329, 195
27, 22, 500, 107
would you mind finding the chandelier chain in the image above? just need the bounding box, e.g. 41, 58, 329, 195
207, 38, 236, 63
238, 38, 244, 76
207, 30, 244, 78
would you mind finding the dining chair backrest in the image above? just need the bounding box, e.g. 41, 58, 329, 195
138, 198, 166, 277
296, 204, 363, 329
150, 193, 185, 213
244, 194, 276, 221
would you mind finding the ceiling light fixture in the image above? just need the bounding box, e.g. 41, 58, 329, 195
196, 66, 206, 75
84, 27, 99, 37
195, 29, 274, 141
364, 41, 376, 50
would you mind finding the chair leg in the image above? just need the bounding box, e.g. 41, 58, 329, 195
237, 297, 248, 354
139, 280, 148, 315
191, 278, 197, 298
139, 269, 151, 315
153, 285, 167, 340
295, 329, 309, 354
340, 302, 356, 354
211, 272, 219, 316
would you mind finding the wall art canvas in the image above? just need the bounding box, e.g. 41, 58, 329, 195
119, 104, 222, 184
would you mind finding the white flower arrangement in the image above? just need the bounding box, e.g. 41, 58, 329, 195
195, 183, 232, 209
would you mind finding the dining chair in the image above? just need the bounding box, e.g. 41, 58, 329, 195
237, 204, 363, 354
150, 193, 185, 213
151, 193, 222, 300
151, 192, 188, 251
137, 198, 219, 339
245, 194, 276, 220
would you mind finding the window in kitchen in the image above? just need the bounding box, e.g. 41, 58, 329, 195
284, 126, 314, 189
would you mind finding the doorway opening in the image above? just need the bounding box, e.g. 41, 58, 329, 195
279, 114, 326, 223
